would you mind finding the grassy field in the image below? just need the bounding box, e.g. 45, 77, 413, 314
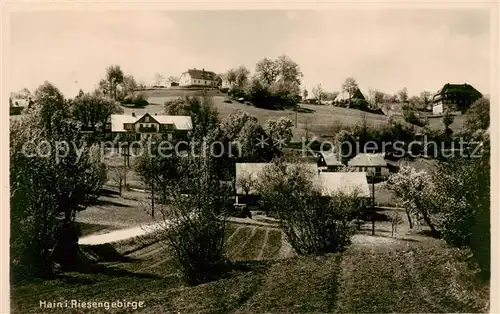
12, 217, 489, 313
118, 88, 467, 142
76, 188, 155, 228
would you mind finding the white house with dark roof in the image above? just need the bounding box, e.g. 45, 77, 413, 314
111, 112, 192, 141
179, 68, 218, 87
235, 162, 370, 204
347, 153, 389, 178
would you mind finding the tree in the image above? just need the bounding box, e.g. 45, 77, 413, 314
275, 55, 303, 85
11, 84, 105, 279
342, 77, 359, 101
465, 98, 489, 133
442, 109, 455, 136
255, 57, 279, 85
121, 75, 138, 99
97, 79, 111, 97
110, 166, 128, 195
70, 93, 123, 133
430, 155, 490, 278
312, 83, 324, 104
420, 91, 432, 106
303, 89, 308, 100
33, 81, 68, 136
106, 65, 124, 100
164, 96, 220, 142
263, 117, 294, 146
256, 161, 361, 254
166, 76, 179, 84
225, 68, 237, 88
153, 73, 165, 86
234, 65, 250, 90
386, 166, 437, 233
236, 171, 255, 195
154, 156, 231, 285
398, 87, 408, 103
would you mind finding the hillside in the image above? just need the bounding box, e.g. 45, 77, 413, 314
122, 88, 467, 141
12, 219, 489, 313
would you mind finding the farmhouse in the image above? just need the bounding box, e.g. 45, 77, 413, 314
179, 68, 218, 87
317, 152, 344, 172
235, 162, 370, 205
431, 83, 482, 115
110, 112, 192, 141
334, 89, 366, 103
348, 153, 389, 179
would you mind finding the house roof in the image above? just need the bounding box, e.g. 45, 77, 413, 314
10, 98, 29, 107
235, 163, 317, 194
111, 113, 192, 132
314, 172, 370, 197
433, 83, 482, 98
334, 88, 365, 102
235, 162, 369, 197
183, 69, 217, 81
348, 153, 387, 167
320, 152, 343, 167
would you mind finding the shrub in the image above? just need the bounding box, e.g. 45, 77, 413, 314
256, 161, 361, 255
156, 157, 230, 285
431, 155, 490, 279
403, 108, 427, 127
123, 92, 148, 107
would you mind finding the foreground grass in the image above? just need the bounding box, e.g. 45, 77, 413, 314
12, 223, 489, 313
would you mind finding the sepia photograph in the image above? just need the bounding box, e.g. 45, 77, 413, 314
3, 3, 497, 313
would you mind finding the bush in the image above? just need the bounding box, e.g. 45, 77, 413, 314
431, 155, 490, 279
256, 161, 361, 255
123, 92, 148, 107
403, 109, 427, 127
155, 157, 230, 285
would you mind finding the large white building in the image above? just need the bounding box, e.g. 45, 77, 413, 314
179, 68, 218, 87
111, 112, 192, 141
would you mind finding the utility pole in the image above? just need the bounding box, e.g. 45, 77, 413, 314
372, 172, 375, 235
295, 104, 298, 128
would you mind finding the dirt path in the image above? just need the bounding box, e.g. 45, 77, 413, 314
79, 217, 274, 246
79, 223, 164, 245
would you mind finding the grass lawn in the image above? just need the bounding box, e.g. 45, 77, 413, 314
76, 188, 155, 227
11, 218, 489, 313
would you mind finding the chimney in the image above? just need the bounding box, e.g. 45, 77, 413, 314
132, 111, 136, 117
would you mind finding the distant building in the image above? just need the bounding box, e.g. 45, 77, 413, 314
432, 83, 482, 115
334, 89, 366, 102
235, 162, 370, 205
179, 68, 218, 87
317, 152, 343, 172
348, 153, 389, 179
170, 82, 179, 87
111, 112, 192, 141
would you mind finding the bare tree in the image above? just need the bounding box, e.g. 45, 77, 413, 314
110, 166, 128, 195
154, 73, 165, 86
312, 83, 324, 104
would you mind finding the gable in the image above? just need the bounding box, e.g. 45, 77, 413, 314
135, 113, 159, 125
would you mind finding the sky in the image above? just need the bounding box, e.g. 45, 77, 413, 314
9, 9, 491, 98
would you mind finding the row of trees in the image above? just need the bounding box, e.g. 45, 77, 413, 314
221, 55, 303, 109
11, 82, 107, 280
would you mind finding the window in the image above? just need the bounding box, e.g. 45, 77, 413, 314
375, 167, 382, 177
145, 116, 149, 122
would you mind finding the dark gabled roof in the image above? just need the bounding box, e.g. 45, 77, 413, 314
434, 83, 482, 97
185, 69, 217, 81
352, 88, 366, 100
